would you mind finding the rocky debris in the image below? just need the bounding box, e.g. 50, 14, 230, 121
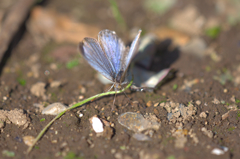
146, 101, 153, 107
118, 112, 160, 132
212, 98, 220, 104
180, 79, 199, 92
199, 112, 207, 118
224, 104, 237, 110
30, 82, 46, 99
139, 150, 164, 159
0, 109, 30, 130
161, 102, 197, 125
23, 136, 35, 146
195, 100, 201, 106
171, 128, 188, 149
189, 129, 199, 144
33, 103, 45, 113
133, 133, 151, 141
50, 81, 62, 88
222, 109, 238, 120
153, 102, 159, 107
26, 54, 40, 78
201, 127, 213, 138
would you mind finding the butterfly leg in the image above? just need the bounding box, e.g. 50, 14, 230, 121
111, 83, 118, 111
104, 83, 115, 92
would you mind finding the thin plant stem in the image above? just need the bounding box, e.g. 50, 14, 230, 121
108, 0, 127, 31
27, 79, 133, 154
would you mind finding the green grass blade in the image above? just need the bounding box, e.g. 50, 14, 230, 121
27, 78, 133, 154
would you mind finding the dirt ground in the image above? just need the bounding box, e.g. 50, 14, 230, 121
0, 0, 240, 159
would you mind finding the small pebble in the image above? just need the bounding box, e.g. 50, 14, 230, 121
132, 101, 139, 104
60, 142, 67, 148
153, 109, 160, 116
133, 133, 151, 141
111, 149, 116, 154
80, 87, 86, 94
79, 95, 84, 100
223, 89, 228, 93
23, 136, 35, 146
50, 63, 58, 70
50, 81, 61, 88
154, 102, 159, 107
3, 96, 7, 101
146, 101, 153, 107
118, 112, 160, 132
6, 109, 30, 128
201, 127, 213, 138
195, 100, 201, 106
222, 112, 229, 120
199, 112, 207, 118
230, 96, 235, 103
212, 98, 220, 104
89, 116, 104, 133
30, 82, 46, 98
42, 103, 68, 115
211, 148, 226, 155
160, 102, 165, 107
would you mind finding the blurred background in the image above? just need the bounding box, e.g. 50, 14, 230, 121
1, 0, 240, 86
1, 0, 240, 158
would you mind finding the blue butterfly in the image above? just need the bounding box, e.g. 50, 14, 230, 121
79, 29, 141, 92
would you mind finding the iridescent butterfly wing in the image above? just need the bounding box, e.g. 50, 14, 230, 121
98, 29, 142, 84
79, 37, 116, 82
79, 29, 141, 86
119, 30, 142, 83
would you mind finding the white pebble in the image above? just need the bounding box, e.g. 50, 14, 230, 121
3, 96, 7, 101
211, 148, 224, 155
90, 116, 104, 133
42, 102, 67, 115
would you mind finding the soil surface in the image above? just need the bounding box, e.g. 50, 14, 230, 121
0, 0, 240, 159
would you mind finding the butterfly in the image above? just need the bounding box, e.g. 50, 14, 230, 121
79, 29, 141, 90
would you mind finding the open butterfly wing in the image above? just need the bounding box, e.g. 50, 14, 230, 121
122, 30, 142, 70
98, 30, 126, 77
120, 30, 142, 82
79, 38, 115, 82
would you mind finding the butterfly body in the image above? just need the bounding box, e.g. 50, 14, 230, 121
79, 29, 141, 91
